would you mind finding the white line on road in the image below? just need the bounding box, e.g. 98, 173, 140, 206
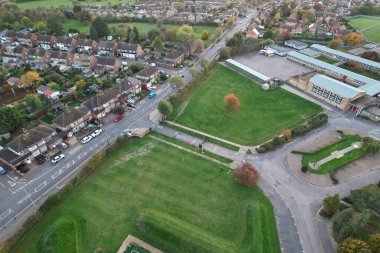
90, 144, 98, 150
51, 169, 63, 179
0, 209, 12, 221
68, 160, 75, 167
17, 195, 29, 205
7, 181, 16, 187
35, 181, 47, 193
78, 152, 87, 159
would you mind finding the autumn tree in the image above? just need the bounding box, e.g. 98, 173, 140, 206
215, 27, 223, 38
337, 237, 372, 253
224, 93, 240, 109
201, 30, 210, 40
282, 31, 291, 40
347, 60, 364, 73
362, 51, 379, 61
157, 99, 173, 117
176, 25, 193, 43
328, 38, 344, 49
344, 32, 364, 46
226, 16, 236, 27
174, 2, 184, 11
274, 12, 281, 22
189, 66, 199, 78
368, 234, 380, 253
20, 71, 43, 89
313, 2, 324, 10
193, 39, 205, 53
362, 137, 380, 153
234, 162, 260, 188
282, 128, 292, 139
86, 152, 104, 170
200, 58, 210, 72
168, 76, 186, 89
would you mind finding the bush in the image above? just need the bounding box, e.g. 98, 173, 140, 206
301, 165, 308, 173
234, 163, 260, 188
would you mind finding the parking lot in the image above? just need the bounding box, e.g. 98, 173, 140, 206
233, 52, 312, 80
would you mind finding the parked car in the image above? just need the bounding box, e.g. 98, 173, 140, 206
81, 136, 92, 144
148, 92, 156, 98
51, 154, 65, 164
0, 166, 7, 175
121, 129, 132, 136
91, 128, 103, 138
35, 154, 45, 164
58, 142, 69, 149
114, 115, 122, 123
16, 164, 29, 174
127, 103, 136, 108
149, 85, 157, 90
180, 74, 185, 78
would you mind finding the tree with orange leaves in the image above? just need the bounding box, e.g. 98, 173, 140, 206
344, 32, 364, 46
234, 163, 260, 187
224, 93, 240, 109
19, 71, 43, 89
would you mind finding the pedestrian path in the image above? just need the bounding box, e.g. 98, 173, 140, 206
153, 125, 247, 162
309, 142, 362, 170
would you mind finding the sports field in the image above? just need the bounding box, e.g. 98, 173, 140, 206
348, 16, 380, 43
175, 65, 322, 146
11, 137, 280, 253
17, 0, 133, 9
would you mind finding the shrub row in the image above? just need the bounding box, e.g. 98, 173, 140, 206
257, 113, 328, 153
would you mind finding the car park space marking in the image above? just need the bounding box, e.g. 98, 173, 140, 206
7, 181, 16, 187
0, 209, 12, 221
34, 181, 47, 193
78, 152, 87, 159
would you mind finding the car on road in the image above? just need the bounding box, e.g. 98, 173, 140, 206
91, 128, 103, 138
35, 154, 45, 164
58, 142, 69, 149
148, 92, 156, 98
81, 136, 92, 144
149, 85, 157, 90
121, 129, 132, 136
127, 103, 136, 108
51, 154, 65, 164
0, 166, 7, 175
114, 115, 122, 123
16, 164, 29, 174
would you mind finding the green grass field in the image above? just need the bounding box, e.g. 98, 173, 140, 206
348, 17, 380, 43
301, 134, 367, 174
341, 64, 380, 80
11, 137, 280, 253
17, 0, 133, 9
315, 55, 339, 64
175, 65, 321, 146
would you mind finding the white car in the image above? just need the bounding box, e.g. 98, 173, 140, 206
58, 142, 69, 149
51, 154, 65, 164
81, 136, 93, 144
149, 85, 157, 90
121, 129, 132, 136
91, 128, 103, 138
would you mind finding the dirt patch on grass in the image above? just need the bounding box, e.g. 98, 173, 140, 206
111, 141, 157, 168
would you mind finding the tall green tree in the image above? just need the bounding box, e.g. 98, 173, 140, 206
90, 25, 99, 41
151, 36, 164, 52
91, 17, 109, 38
129, 31, 136, 44
24, 94, 42, 111
0, 107, 25, 133
47, 18, 64, 35
158, 99, 173, 117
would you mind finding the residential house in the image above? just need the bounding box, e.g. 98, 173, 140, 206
77, 39, 97, 54
16, 32, 36, 47
55, 37, 77, 52
36, 85, 60, 100
83, 88, 120, 119
157, 50, 184, 68
97, 40, 117, 55
7, 125, 57, 159
6, 77, 21, 88
0, 148, 31, 170
116, 42, 143, 59
49, 51, 75, 66
90, 56, 121, 74
246, 28, 260, 39
52, 105, 92, 133
35, 34, 56, 50
135, 66, 159, 81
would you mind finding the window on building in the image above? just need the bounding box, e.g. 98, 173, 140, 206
335, 96, 343, 105
329, 93, 336, 101
312, 85, 318, 93
317, 87, 323, 95
323, 90, 330, 98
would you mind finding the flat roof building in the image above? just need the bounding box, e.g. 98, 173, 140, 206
287, 51, 380, 96
264, 44, 293, 57
284, 40, 308, 50
225, 59, 271, 84
310, 44, 380, 71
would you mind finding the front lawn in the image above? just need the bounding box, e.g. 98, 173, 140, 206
11, 137, 280, 253
175, 65, 321, 146
315, 55, 339, 64
301, 134, 366, 174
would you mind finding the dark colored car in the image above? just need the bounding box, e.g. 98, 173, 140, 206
35, 154, 45, 164
16, 164, 29, 174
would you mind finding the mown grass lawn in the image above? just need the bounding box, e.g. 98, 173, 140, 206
348, 17, 380, 43
17, 0, 134, 9
315, 55, 339, 64
175, 65, 321, 146
301, 134, 367, 174
11, 137, 280, 253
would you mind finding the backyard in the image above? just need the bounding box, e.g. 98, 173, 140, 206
348, 16, 380, 43
11, 137, 280, 253
174, 65, 321, 146
300, 134, 367, 174
16, 0, 133, 9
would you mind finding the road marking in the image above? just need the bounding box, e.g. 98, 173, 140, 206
68, 160, 75, 167
51, 169, 62, 179
90, 144, 98, 150
0, 209, 12, 221
78, 152, 87, 159
7, 181, 16, 187
17, 195, 29, 205
35, 181, 47, 193
0, 182, 6, 187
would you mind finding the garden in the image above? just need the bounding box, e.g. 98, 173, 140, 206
10, 137, 280, 253
173, 65, 321, 146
